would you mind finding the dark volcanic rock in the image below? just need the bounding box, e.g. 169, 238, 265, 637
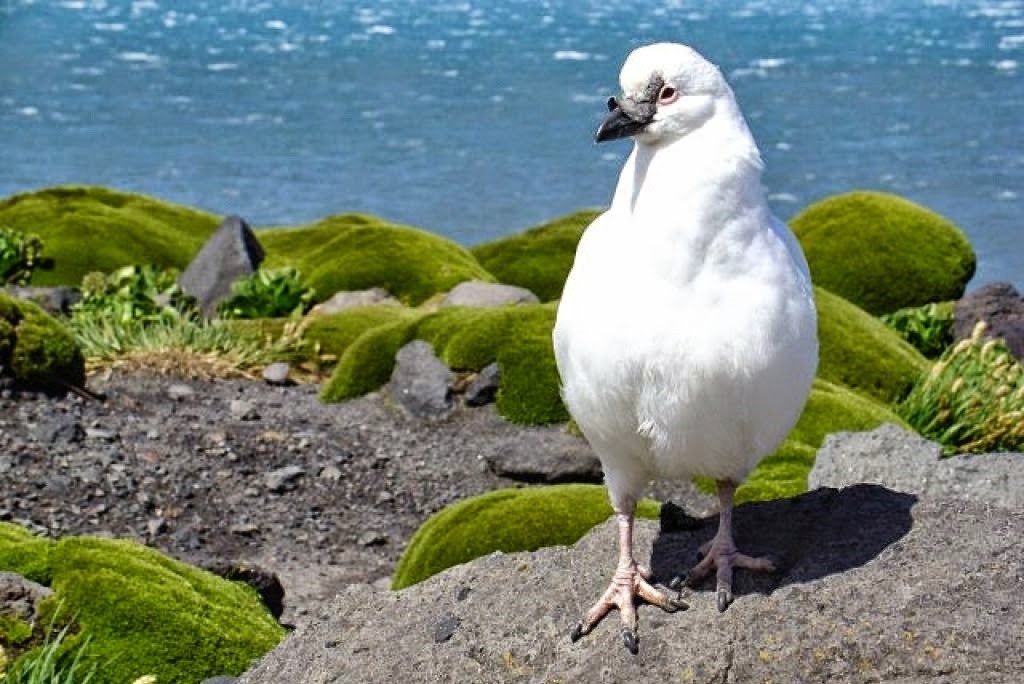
239, 485, 1024, 684
464, 362, 501, 407
178, 215, 265, 317
485, 426, 602, 483
388, 341, 454, 418
954, 281, 1024, 360
203, 561, 286, 621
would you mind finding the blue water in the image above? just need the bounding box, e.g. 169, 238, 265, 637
1, 0, 1022, 290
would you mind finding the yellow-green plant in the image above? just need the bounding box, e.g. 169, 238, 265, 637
0, 226, 45, 286
899, 322, 1024, 455
880, 301, 954, 358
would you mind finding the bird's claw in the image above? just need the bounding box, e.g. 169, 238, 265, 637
569, 621, 586, 643
667, 573, 686, 591
667, 595, 689, 613
621, 628, 638, 655
716, 588, 732, 613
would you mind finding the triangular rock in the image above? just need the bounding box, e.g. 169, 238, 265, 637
179, 215, 265, 317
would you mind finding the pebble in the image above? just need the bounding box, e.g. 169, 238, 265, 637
229, 399, 260, 421
261, 362, 292, 386
166, 384, 195, 401
319, 465, 342, 482
264, 465, 305, 493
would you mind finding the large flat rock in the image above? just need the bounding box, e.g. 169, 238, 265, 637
240, 485, 1023, 683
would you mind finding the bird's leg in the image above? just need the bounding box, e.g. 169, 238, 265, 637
570, 505, 687, 654
681, 480, 775, 612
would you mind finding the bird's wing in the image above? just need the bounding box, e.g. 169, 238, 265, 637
769, 213, 812, 284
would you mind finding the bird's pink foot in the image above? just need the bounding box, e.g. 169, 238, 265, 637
570, 561, 687, 654
678, 533, 775, 612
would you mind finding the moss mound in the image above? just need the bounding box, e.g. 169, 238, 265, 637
0, 523, 284, 684
731, 378, 908, 503
391, 484, 659, 590
301, 303, 416, 360
791, 191, 975, 315
0, 185, 220, 287
0, 293, 85, 391
470, 209, 601, 301
259, 214, 494, 305
320, 302, 568, 424
815, 286, 929, 403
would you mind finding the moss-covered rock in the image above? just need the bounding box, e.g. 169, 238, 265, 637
0, 522, 284, 684
0, 186, 220, 287
470, 210, 601, 302
259, 214, 494, 306
320, 302, 568, 424
815, 286, 929, 403
302, 303, 417, 360
791, 191, 975, 315
730, 378, 908, 503
391, 484, 659, 590
0, 293, 85, 391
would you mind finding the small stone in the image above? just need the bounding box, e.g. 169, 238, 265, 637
464, 363, 501, 407
358, 531, 389, 547
230, 522, 261, 536
319, 464, 342, 482
376, 490, 394, 504
307, 288, 399, 316
265, 465, 305, 493
262, 362, 292, 386
229, 399, 260, 421
431, 613, 460, 643
85, 427, 118, 442
147, 517, 167, 537
440, 280, 539, 308
388, 340, 455, 418
167, 384, 195, 401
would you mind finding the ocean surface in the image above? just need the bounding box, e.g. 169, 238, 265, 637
1, 0, 1022, 289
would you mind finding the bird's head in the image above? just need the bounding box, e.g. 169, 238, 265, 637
595, 43, 730, 146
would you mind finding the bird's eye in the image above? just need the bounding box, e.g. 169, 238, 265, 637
658, 86, 678, 104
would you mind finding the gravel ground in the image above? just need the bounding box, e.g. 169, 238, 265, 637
0, 370, 715, 627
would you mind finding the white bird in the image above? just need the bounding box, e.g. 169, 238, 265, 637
553, 43, 818, 654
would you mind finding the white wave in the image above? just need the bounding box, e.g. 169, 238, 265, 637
279, 42, 299, 52
775, 141, 792, 151
265, 19, 287, 31
554, 50, 590, 61
571, 93, 605, 104
59, 1, 86, 9
94, 22, 126, 32
131, 0, 159, 15
118, 51, 162, 64
426, 39, 446, 49
999, 34, 1024, 49
753, 57, 787, 69
994, 59, 1019, 70
17, 106, 39, 117
71, 66, 104, 76
997, 190, 1019, 200
207, 63, 238, 72
768, 192, 800, 203
367, 25, 395, 35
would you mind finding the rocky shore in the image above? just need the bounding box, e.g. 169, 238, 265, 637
0, 369, 715, 627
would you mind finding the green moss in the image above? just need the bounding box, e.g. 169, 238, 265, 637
816, 286, 929, 403
302, 303, 416, 359
791, 191, 976, 315
0, 186, 220, 287
259, 214, 494, 305
0, 615, 32, 646
0, 523, 284, 684
705, 378, 908, 504
391, 484, 659, 590
319, 303, 568, 424
470, 209, 602, 301
0, 293, 85, 391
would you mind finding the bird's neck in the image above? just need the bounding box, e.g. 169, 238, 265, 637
610, 103, 766, 235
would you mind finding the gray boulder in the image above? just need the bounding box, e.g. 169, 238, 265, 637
179, 215, 265, 317
485, 427, 602, 483
810, 423, 1024, 509
464, 362, 501, 407
440, 280, 539, 308
238, 485, 1023, 683
953, 281, 1024, 361
388, 341, 454, 418
307, 288, 399, 317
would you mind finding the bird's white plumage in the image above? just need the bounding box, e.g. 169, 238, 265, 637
553, 43, 818, 511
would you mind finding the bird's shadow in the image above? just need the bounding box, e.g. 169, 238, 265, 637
650, 484, 917, 599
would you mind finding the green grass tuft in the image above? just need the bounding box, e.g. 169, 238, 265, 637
880, 301, 955, 359
470, 209, 601, 302
391, 484, 659, 590
791, 191, 975, 315
898, 322, 1024, 455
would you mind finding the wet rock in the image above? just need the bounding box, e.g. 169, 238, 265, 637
388, 341, 454, 418
179, 215, 265, 318
440, 280, 539, 308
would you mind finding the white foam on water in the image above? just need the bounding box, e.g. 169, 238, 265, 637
999, 34, 1024, 49
997, 189, 1019, 199
118, 51, 162, 64
367, 25, 395, 35
17, 106, 39, 117
775, 141, 792, 151
553, 50, 590, 61
994, 58, 1019, 70
571, 93, 604, 103
753, 57, 788, 69
59, 1, 86, 9
265, 19, 287, 31
768, 192, 800, 203
426, 39, 446, 49
94, 22, 126, 32
207, 62, 238, 71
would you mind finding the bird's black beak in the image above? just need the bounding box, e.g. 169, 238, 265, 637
594, 96, 655, 143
